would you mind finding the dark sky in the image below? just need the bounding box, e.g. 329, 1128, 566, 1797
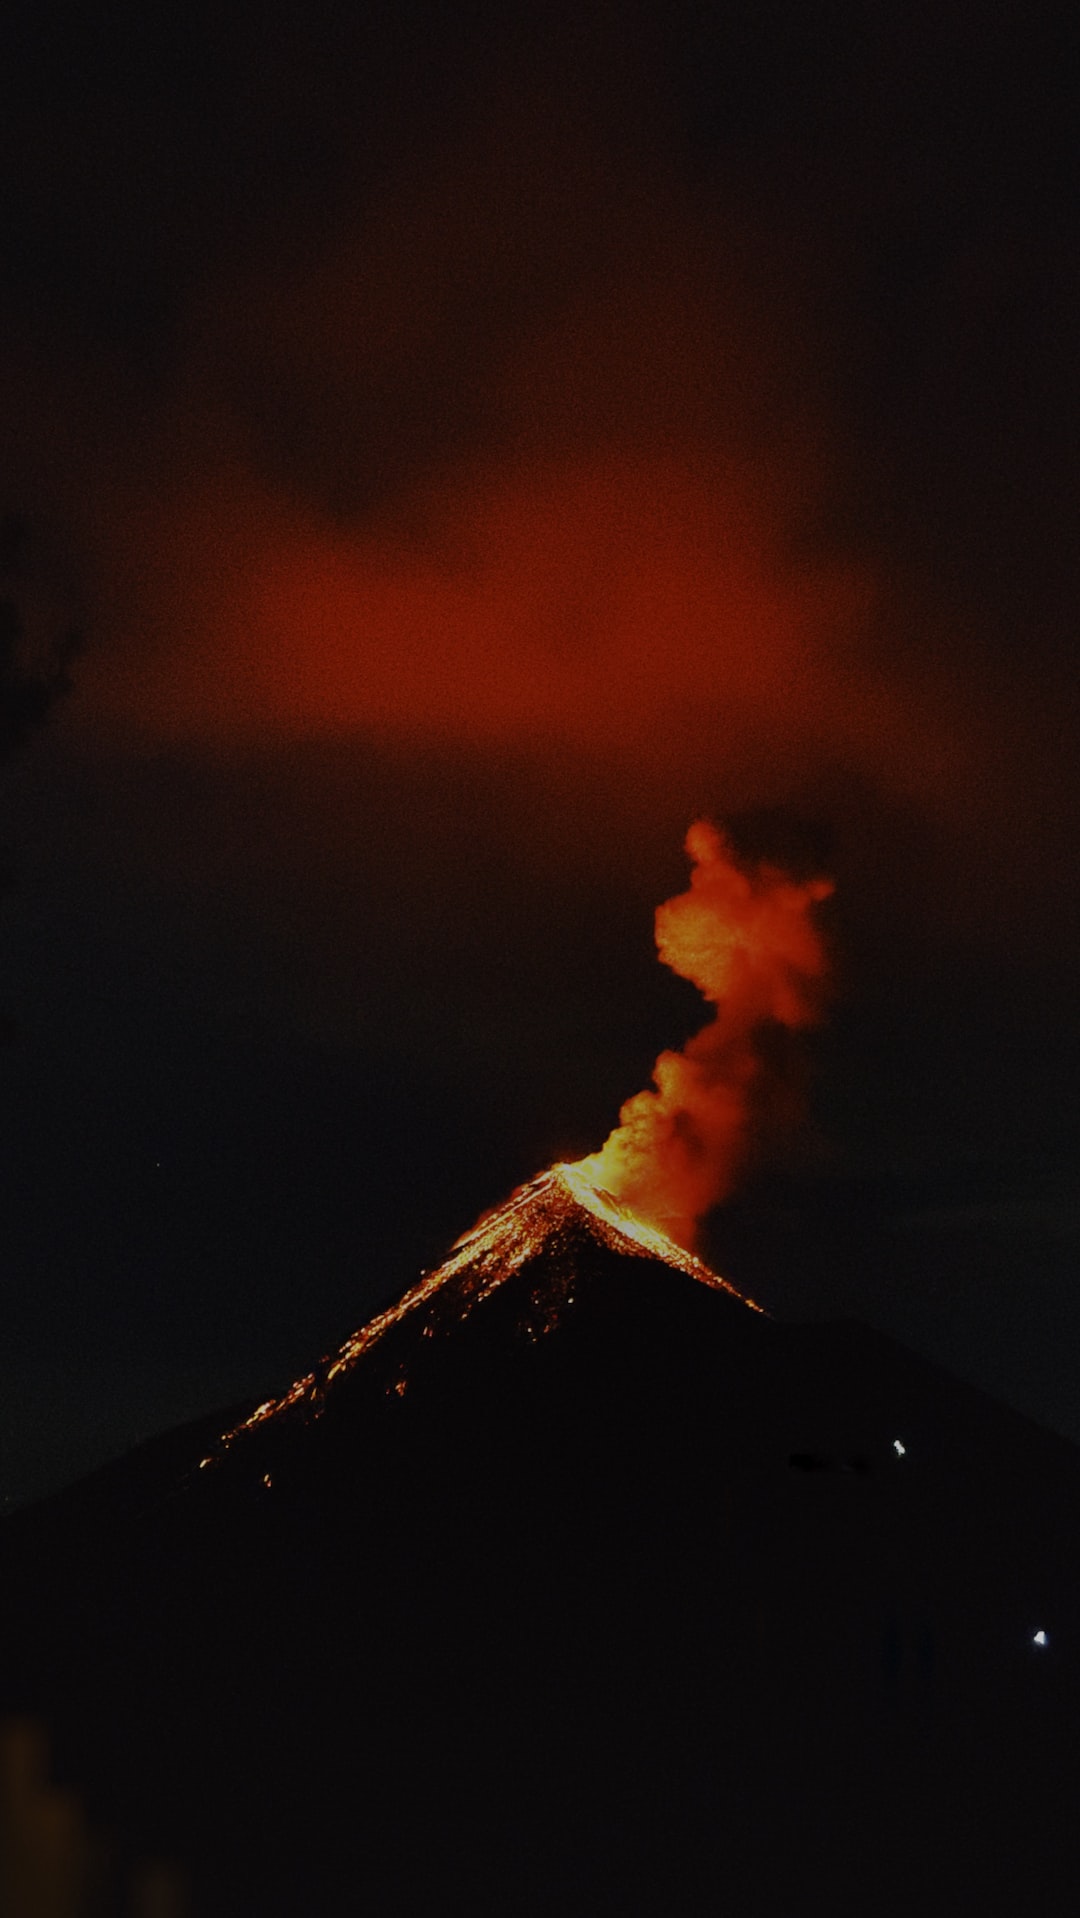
2, 0, 1079, 1505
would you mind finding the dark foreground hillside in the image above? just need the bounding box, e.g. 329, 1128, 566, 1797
3, 1176, 1080, 1915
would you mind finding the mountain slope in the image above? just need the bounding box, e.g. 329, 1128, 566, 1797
3, 1170, 1080, 1916
201, 1162, 761, 1458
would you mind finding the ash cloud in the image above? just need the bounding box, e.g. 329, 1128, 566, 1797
578, 821, 832, 1244
53, 119, 944, 840
3, 4, 1070, 851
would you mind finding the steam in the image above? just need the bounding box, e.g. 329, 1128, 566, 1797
576, 821, 832, 1246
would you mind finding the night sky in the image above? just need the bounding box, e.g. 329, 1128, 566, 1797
2, 0, 1079, 1507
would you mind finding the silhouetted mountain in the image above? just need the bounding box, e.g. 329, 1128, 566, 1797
3, 1167, 1080, 1915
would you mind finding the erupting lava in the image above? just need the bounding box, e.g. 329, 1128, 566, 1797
205, 821, 827, 1461
574, 820, 832, 1246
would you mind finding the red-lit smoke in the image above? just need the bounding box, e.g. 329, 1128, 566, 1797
577, 821, 832, 1245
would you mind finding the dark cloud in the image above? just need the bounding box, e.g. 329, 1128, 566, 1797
0, 517, 80, 761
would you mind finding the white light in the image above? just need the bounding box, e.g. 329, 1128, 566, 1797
1033, 1630, 1048, 1647
893, 1439, 906, 1457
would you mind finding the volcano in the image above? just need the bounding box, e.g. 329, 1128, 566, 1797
4, 1169, 1080, 1915
202, 1162, 763, 1466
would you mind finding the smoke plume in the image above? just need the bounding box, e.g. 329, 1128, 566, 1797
577, 821, 832, 1245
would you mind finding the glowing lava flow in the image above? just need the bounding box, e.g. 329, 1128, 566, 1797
203, 1164, 760, 1463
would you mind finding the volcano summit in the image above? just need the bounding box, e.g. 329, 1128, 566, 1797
3, 1169, 1080, 1915
205, 1162, 762, 1465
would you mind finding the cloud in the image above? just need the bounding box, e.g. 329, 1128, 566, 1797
3, 8, 1073, 989
53, 129, 945, 824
